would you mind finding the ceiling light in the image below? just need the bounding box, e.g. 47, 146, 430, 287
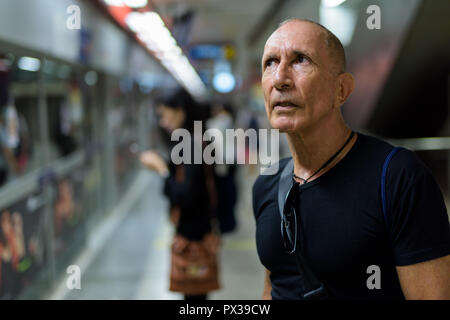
319, 3, 357, 47
143, 12, 164, 26
17, 56, 41, 72
213, 72, 236, 93
321, 0, 347, 8
126, 11, 206, 99
126, 12, 146, 32
103, 0, 124, 6
123, 0, 147, 8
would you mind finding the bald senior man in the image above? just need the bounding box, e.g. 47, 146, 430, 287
252, 19, 450, 300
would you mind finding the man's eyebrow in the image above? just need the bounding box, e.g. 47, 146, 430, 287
292, 50, 313, 61
261, 49, 319, 68
293, 49, 319, 67
263, 50, 314, 60
262, 53, 277, 63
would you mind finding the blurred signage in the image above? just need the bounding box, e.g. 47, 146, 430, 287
79, 28, 93, 64
189, 44, 235, 61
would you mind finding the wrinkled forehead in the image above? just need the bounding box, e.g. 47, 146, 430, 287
263, 21, 328, 60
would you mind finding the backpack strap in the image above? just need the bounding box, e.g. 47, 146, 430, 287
381, 147, 403, 231
278, 158, 328, 300
278, 158, 294, 217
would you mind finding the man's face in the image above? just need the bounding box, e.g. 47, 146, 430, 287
261, 21, 339, 133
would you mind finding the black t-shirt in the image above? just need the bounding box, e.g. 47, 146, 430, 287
163, 137, 212, 241
253, 133, 450, 300
163, 162, 212, 240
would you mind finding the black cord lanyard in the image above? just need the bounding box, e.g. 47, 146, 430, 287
293, 131, 355, 184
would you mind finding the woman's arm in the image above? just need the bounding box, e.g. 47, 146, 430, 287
140, 151, 168, 176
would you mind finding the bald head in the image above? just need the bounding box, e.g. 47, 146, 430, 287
276, 18, 346, 74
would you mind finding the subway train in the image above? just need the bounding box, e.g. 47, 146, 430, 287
0, 0, 449, 301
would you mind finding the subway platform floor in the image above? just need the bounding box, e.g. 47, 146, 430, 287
48, 166, 264, 300
46, 163, 450, 300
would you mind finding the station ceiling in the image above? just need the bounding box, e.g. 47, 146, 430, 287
151, 0, 276, 44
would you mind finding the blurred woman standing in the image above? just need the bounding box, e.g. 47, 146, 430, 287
140, 88, 220, 300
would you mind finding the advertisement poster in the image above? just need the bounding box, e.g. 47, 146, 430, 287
52, 168, 85, 259
0, 192, 46, 299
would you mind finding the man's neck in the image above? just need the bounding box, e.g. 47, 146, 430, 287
286, 117, 355, 182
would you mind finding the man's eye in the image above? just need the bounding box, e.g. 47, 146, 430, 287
264, 59, 275, 68
296, 55, 307, 63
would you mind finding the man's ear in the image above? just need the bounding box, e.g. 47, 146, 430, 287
335, 72, 355, 107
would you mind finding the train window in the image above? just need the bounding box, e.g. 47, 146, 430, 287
0, 52, 39, 186
109, 78, 139, 194
43, 60, 84, 160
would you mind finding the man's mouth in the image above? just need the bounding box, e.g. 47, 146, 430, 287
273, 101, 299, 110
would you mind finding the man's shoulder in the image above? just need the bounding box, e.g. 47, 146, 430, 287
356, 133, 439, 192
356, 132, 393, 156
358, 133, 430, 174
388, 146, 434, 182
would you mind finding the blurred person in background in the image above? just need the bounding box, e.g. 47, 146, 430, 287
14, 111, 31, 174
0, 55, 21, 185
206, 102, 238, 234
54, 97, 78, 157
0, 100, 20, 185
236, 106, 260, 177
140, 88, 220, 300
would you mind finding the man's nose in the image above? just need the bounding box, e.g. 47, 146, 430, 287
273, 62, 293, 90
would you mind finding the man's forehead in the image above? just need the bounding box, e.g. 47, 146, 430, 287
263, 20, 326, 55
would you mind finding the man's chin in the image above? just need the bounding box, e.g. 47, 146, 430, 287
270, 118, 301, 133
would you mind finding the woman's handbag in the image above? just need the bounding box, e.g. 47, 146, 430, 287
168, 164, 221, 295
169, 232, 221, 295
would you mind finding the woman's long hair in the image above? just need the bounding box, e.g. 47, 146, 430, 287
154, 88, 209, 148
